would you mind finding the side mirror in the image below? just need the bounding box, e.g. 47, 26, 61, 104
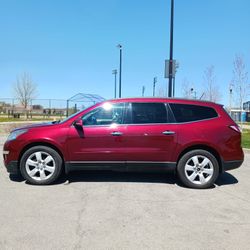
74, 118, 83, 128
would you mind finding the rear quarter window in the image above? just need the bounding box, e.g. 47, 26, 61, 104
169, 103, 218, 123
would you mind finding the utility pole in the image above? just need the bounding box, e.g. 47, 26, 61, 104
117, 44, 122, 98
142, 86, 145, 97
66, 100, 69, 117
168, 0, 174, 97
173, 61, 179, 97
153, 77, 157, 96
112, 69, 117, 98
173, 77, 175, 97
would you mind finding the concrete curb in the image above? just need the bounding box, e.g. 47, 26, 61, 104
243, 148, 250, 154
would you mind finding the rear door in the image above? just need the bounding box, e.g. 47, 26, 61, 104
124, 102, 178, 163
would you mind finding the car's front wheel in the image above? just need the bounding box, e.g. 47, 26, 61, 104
177, 149, 219, 189
20, 146, 63, 185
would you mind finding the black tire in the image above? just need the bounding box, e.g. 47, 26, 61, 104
177, 149, 219, 189
20, 146, 63, 185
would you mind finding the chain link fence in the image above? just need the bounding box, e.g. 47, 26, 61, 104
0, 98, 67, 120
0, 95, 105, 120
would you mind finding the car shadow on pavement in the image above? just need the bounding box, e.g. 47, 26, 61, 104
9, 174, 25, 182
215, 172, 238, 186
61, 170, 239, 188
8, 171, 176, 185
8, 171, 238, 187
63, 171, 177, 185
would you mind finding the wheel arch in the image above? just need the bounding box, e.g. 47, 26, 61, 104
18, 142, 65, 168
177, 144, 222, 173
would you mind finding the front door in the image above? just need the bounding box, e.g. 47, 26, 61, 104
66, 102, 127, 162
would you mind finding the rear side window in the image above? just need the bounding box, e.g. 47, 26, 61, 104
131, 103, 167, 124
169, 103, 218, 123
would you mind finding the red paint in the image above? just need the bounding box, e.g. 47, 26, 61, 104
3, 98, 244, 169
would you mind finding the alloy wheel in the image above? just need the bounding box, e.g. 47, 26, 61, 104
25, 151, 56, 181
184, 155, 214, 185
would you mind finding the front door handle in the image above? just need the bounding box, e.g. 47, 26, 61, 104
162, 130, 175, 135
111, 131, 123, 136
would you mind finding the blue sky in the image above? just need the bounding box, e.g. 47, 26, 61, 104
0, 0, 249, 106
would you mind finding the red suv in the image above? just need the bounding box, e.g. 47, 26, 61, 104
3, 98, 244, 188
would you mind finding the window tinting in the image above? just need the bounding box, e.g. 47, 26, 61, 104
169, 103, 218, 123
82, 103, 125, 126
131, 103, 167, 124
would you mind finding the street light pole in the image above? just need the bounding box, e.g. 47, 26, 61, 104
112, 69, 117, 98
168, 0, 174, 97
117, 44, 122, 98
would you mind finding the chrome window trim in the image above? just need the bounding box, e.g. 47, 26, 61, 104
71, 101, 220, 128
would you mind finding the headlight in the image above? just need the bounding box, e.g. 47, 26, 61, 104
7, 129, 28, 141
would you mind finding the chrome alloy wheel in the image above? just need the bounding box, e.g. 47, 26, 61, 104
25, 151, 56, 181
184, 155, 214, 185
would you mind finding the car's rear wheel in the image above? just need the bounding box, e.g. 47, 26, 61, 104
20, 146, 63, 185
177, 149, 219, 189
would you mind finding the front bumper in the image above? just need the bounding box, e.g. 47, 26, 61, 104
3, 140, 21, 174
4, 161, 19, 174
221, 160, 243, 172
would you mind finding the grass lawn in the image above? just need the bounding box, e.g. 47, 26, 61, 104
242, 129, 250, 148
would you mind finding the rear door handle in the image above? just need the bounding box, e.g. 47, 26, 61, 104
111, 131, 123, 136
162, 130, 175, 135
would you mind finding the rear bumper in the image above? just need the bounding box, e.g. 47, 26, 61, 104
221, 160, 243, 172
4, 161, 19, 174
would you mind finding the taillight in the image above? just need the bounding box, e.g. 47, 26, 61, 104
229, 125, 242, 133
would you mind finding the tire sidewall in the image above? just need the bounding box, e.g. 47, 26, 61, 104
20, 146, 63, 185
177, 150, 219, 189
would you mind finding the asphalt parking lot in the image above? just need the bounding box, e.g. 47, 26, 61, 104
0, 135, 250, 250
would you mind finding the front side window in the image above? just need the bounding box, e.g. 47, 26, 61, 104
82, 103, 125, 126
169, 103, 218, 123
131, 103, 167, 124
